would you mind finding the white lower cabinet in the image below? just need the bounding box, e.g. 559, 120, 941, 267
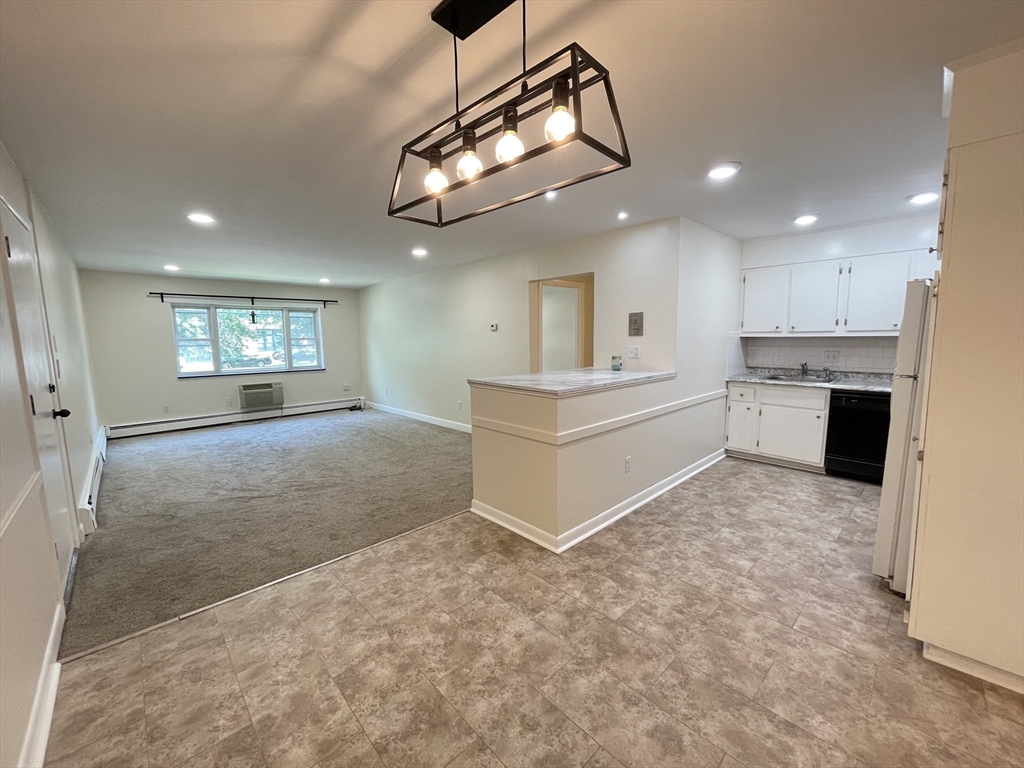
726, 383, 829, 468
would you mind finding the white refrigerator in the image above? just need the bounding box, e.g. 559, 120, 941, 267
873, 278, 936, 595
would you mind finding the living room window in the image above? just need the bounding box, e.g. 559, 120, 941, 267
172, 304, 323, 376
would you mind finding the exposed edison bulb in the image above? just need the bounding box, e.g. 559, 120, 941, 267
456, 151, 483, 181
424, 167, 448, 195
544, 107, 575, 143
495, 132, 524, 163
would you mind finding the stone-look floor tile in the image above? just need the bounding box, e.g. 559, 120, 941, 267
444, 739, 504, 768
274, 567, 342, 607
214, 589, 316, 674
985, 681, 1024, 726
451, 591, 575, 686
437, 653, 598, 768
871, 667, 1024, 767
571, 617, 675, 695
460, 551, 564, 616
443, 512, 493, 537
529, 557, 640, 620
374, 590, 488, 682
237, 649, 361, 768
315, 731, 385, 768
709, 527, 775, 556
142, 640, 251, 768
539, 656, 723, 768
533, 594, 607, 642
47, 651, 146, 763
396, 553, 487, 613
288, 583, 374, 643
467, 525, 552, 568
647, 659, 854, 768
558, 538, 622, 571
885, 605, 908, 636
672, 628, 774, 698
835, 709, 992, 767
329, 552, 421, 615
615, 598, 707, 652
45, 719, 148, 768
583, 748, 625, 768
601, 553, 677, 592
350, 668, 477, 768
139, 611, 223, 670
670, 560, 800, 626
670, 537, 759, 576
592, 514, 669, 552
717, 756, 745, 768
176, 726, 268, 768
641, 576, 723, 620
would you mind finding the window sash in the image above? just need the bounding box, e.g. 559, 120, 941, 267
172, 304, 323, 377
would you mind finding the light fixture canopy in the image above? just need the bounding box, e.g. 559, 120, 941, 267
908, 192, 939, 205
794, 214, 818, 226
388, 40, 629, 228
187, 212, 215, 224
708, 162, 741, 179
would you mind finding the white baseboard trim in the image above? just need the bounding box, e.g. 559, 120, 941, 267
471, 448, 726, 553
106, 398, 364, 439
19, 602, 64, 768
366, 402, 471, 433
923, 642, 1024, 694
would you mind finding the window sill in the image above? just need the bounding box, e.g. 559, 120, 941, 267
177, 366, 326, 380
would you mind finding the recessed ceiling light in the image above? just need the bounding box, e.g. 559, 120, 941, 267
618, 211, 628, 220
908, 192, 939, 205
708, 162, 742, 179
163, 264, 180, 271
319, 278, 330, 283
794, 214, 818, 226
187, 212, 216, 224
411, 247, 428, 258
545, 191, 557, 200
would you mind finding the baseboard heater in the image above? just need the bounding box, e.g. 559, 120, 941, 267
77, 437, 106, 535
106, 397, 364, 439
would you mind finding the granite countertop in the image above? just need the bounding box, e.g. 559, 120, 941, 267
728, 370, 893, 393
468, 368, 676, 397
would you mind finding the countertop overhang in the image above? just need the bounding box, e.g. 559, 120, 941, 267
467, 368, 677, 397
727, 373, 893, 394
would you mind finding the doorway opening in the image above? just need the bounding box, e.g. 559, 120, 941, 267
529, 273, 594, 372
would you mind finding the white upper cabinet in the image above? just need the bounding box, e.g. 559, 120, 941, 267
843, 253, 911, 332
788, 260, 842, 333
741, 266, 789, 333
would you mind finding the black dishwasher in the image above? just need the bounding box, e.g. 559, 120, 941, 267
825, 390, 891, 484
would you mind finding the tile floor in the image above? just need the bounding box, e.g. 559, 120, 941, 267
45, 458, 1024, 768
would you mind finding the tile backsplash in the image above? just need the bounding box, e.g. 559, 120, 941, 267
743, 336, 898, 374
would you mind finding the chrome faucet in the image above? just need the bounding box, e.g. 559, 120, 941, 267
800, 362, 809, 376
823, 367, 832, 381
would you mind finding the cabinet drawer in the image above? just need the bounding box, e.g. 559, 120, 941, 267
760, 386, 828, 410
729, 385, 756, 402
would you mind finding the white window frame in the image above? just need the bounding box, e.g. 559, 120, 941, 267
172, 303, 325, 378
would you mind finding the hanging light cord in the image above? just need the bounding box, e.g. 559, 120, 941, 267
453, 34, 460, 115
521, 0, 527, 73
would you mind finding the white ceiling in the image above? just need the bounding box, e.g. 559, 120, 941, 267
1, 0, 1021, 287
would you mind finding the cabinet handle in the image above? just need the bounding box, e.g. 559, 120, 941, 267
791, 325, 795, 330
816, 415, 821, 419
775, 325, 780, 331
893, 323, 898, 328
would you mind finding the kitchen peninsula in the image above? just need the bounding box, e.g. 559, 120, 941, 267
467, 367, 696, 552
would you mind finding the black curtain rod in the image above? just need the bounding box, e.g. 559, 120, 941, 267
149, 291, 339, 308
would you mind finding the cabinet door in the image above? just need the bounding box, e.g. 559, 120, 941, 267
789, 261, 841, 332
910, 248, 940, 280
726, 402, 757, 452
757, 404, 826, 465
741, 267, 789, 333
844, 253, 911, 332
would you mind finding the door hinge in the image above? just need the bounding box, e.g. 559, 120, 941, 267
740, 321, 744, 328
917, 449, 924, 461
759, 409, 762, 416
844, 318, 848, 326
4, 236, 10, 259
54, 544, 58, 561
48, 382, 56, 393
756, 439, 760, 447
725, 435, 729, 442
839, 266, 843, 274
848, 265, 852, 274
29, 394, 36, 416
742, 275, 746, 284
835, 318, 839, 326
727, 405, 731, 413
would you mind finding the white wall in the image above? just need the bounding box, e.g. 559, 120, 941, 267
79, 271, 364, 427
30, 192, 102, 502
741, 215, 938, 269
359, 217, 683, 427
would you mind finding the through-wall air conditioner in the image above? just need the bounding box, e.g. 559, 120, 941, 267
238, 381, 284, 409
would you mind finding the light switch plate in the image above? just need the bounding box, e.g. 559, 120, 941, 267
824, 349, 841, 364
628, 345, 640, 359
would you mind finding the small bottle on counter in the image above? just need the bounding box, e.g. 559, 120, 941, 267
611, 355, 623, 371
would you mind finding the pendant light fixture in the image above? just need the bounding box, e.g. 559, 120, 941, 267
390, 0, 630, 227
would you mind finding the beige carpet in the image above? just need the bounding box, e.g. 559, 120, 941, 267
60, 408, 472, 657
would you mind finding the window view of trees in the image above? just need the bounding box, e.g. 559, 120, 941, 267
173, 305, 322, 375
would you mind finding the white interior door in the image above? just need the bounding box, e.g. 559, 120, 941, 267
541, 284, 579, 371
844, 253, 911, 332
788, 261, 841, 332
741, 266, 789, 333
2, 202, 77, 588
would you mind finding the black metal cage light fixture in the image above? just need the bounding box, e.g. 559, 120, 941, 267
387, 0, 630, 227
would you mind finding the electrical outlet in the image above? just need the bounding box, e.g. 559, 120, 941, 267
747, 347, 759, 362
343, 383, 351, 391
628, 345, 640, 359
624, 456, 631, 473
162, 405, 170, 414
824, 349, 840, 364
458, 400, 463, 410
225, 397, 232, 407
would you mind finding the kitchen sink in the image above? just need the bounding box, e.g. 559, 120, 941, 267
765, 374, 833, 383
